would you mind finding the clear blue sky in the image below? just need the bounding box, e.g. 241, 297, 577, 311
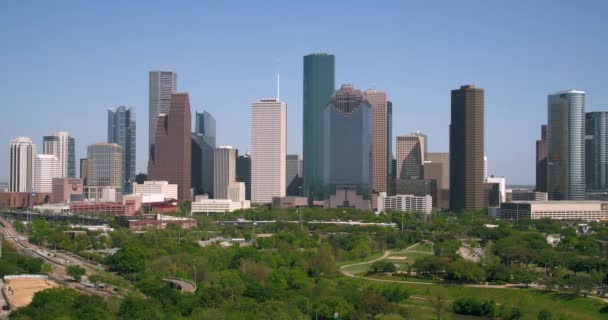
1, 0, 607, 184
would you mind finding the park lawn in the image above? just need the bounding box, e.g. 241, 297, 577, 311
411, 243, 433, 253
340, 261, 377, 275
336, 251, 384, 267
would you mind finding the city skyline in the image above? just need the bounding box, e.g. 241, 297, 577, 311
2, 2, 608, 185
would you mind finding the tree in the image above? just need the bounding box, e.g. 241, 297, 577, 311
537, 309, 553, 320
66, 265, 86, 281
13, 220, 25, 234
11, 287, 111, 320
105, 244, 146, 275
430, 292, 449, 320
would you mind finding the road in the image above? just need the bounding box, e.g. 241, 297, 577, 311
0, 217, 117, 298
162, 278, 197, 293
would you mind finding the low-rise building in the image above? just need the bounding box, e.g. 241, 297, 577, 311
133, 181, 178, 200
507, 189, 548, 201
272, 196, 308, 209
324, 187, 370, 210
119, 214, 197, 231
498, 201, 608, 221
191, 199, 251, 213
0, 192, 52, 209
69, 201, 134, 215
376, 192, 432, 214
52, 178, 83, 203
33, 203, 70, 214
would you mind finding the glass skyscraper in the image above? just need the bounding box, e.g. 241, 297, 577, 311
547, 90, 585, 200
303, 53, 335, 201
195, 111, 216, 147
585, 111, 608, 191
192, 111, 216, 196
322, 84, 372, 199
108, 106, 136, 194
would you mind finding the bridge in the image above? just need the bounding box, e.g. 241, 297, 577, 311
162, 278, 197, 293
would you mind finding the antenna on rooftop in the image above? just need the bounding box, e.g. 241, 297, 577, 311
276, 73, 280, 101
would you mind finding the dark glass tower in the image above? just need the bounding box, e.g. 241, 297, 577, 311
195, 111, 216, 147
237, 154, 251, 200
535, 125, 548, 192
585, 111, 608, 191
449, 85, 485, 211
192, 111, 216, 196
108, 106, 136, 194
303, 53, 335, 201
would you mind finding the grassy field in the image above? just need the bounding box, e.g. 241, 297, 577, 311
341, 244, 434, 275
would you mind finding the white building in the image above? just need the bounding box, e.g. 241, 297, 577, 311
191, 198, 251, 213
377, 192, 432, 214
486, 176, 506, 203
34, 154, 60, 193
214, 146, 237, 199
251, 98, 286, 204
9, 137, 36, 192
43, 131, 74, 178
499, 200, 608, 221
133, 181, 178, 200
228, 182, 246, 202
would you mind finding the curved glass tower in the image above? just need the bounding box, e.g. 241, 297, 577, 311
547, 90, 585, 200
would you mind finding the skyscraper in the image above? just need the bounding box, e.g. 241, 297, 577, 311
192, 111, 216, 196
34, 154, 60, 193
387, 101, 394, 195
449, 85, 485, 210
251, 98, 286, 204
43, 131, 75, 178
149, 70, 177, 152
286, 154, 303, 196
547, 90, 585, 200
148, 92, 192, 202
214, 146, 237, 199
396, 133, 426, 180
424, 152, 450, 209
87, 143, 123, 191
365, 90, 389, 197
9, 137, 36, 192
108, 106, 136, 194
303, 53, 335, 201
236, 154, 251, 200
535, 125, 548, 192
323, 84, 372, 199
80, 158, 88, 186
585, 111, 608, 191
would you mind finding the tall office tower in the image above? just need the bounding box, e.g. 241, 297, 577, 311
214, 146, 237, 199
80, 158, 88, 186
148, 92, 192, 202
9, 137, 36, 192
585, 111, 608, 191
43, 131, 75, 178
192, 111, 216, 196
396, 133, 426, 180
149, 71, 177, 152
323, 84, 372, 199
34, 155, 60, 193
365, 90, 389, 197
449, 85, 485, 211
195, 111, 216, 147
303, 53, 335, 201
236, 154, 251, 200
87, 143, 123, 191
286, 154, 303, 196
387, 101, 394, 195
251, 98, 287, 204
108, 106, 136, 194
424, 152, 450, 209
535, 125, 548, 192
547, 90, 585, 200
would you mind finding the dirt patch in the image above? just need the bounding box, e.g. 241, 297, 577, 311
4, 278, 59, 309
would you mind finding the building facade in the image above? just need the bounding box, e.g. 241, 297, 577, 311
214, 146, 237, 199
34, 154, 60, 193
498, 201, 608, 221
424, 152, 450, 209
323, 84, 372, 199
547, 90, 586, 200
108, 106, 136, 194
87, 143, 123, 194
43, 131, 75, 178
396, 133, 426, 180
286, 154, 303, 196
585, 111, 608, 191
377, 192, 432, 214
9, 137, 36, 192
195, 111, 216, 147
236, 154, 251, 200
192, 111, 216, 196
303, 53, 335, 201
133, 181, 178, 200
51, 178, 84, 203
149, 70, 177, 151
148, 92, 192, 202
449, 85, 485, 210
536, 125, 548, 192
191, 198, 250, 213
80, 158, 88, 186
251, 98, 286, 204
365, 90, 389, 196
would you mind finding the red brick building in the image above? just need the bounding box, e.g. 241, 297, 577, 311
52, 178, 83, 203
69, 201, 135, 215
0, 192, 52, 209
120, 214, 196, 231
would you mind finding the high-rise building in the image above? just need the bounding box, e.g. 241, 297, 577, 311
535, 125, 548, 192
251, 98, 286, 204
387, 101, 394, 195
449, 85, 485, 210
286, 154, 303, 196
34, 154, 60, 193
585, 112, 608, 191
192, 111, 216, 197
483, 156, 488, 181
108, 106, 136, 194
87, 143, 123, 191
236, 154, 251, 200
9, 137, 36, 192
43, 131, 75, 178
323, 84, 372, 199
396, 133, 426, 180
149, 71, 177, 151
424, 152, 450, 209
547, 90, 585, 200
214, 146, 237, 200
303, 53, 335, 201
365, 90, 389, 197
80, 158, 88, 186
148, 92, 192, 202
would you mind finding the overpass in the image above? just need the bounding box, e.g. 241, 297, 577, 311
162, 278, 197, 293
